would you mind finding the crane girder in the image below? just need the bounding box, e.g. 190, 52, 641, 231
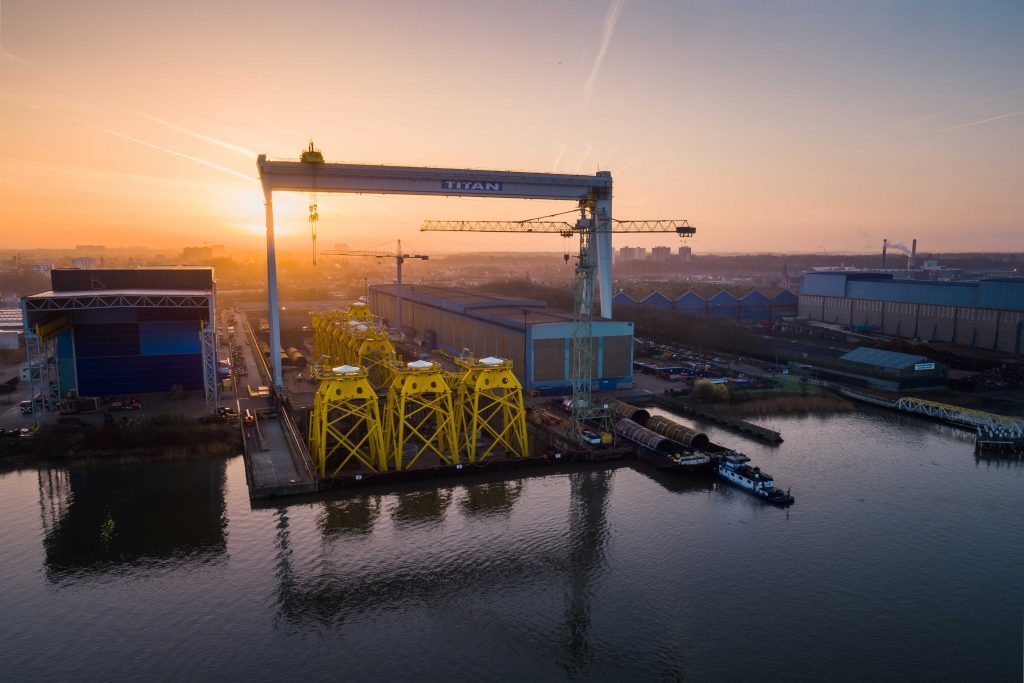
421, 220, 576, 234
320, 250, 428, 260
421, 219, 694, 236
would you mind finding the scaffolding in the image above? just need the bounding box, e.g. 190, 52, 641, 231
23, 313, 68, 424
308, 365, 387, 476
454, 357, 528, 463
384, 361, 459, 470
199, 321, 218, 413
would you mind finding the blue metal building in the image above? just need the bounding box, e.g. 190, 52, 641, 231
22, 268, 217, 407
798, 272, 1024, 353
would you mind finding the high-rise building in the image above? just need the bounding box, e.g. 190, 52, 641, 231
651, 246, 671, 262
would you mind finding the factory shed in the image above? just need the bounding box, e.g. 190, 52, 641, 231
675, 291, 706, 313
640, 291, 673, 308
612, 291, 637, 306
707, 290, 738, 319
22, 268, 217, 415
368, 284, 633, 393
739, 290, 769, 321
798, 272, 1024, 353
806, 346, 947, 391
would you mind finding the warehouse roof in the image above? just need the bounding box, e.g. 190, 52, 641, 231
840, 347, 931, 370
370, 284, 578, 330
26, 289, 212, 299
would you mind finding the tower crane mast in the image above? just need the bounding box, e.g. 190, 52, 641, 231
320, 240, 429, 332
422, 206, 695, 444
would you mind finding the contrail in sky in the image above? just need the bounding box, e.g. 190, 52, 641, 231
135, 112, 258, 157
0, 95, 257, 183
613, 150, 644, 176
898, 85, 1024, 127
939, 107, 1024, 132
583, 0, 626, 106
574, 141, 593, 173
0, 0, 25, 62
552, 142, 567, 172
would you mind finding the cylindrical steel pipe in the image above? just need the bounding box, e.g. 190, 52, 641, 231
645, 415, 710, 450
606, 398, 651, 426
614, 418, 673, 452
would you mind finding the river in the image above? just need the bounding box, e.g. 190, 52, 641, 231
1, 408, 1021, 681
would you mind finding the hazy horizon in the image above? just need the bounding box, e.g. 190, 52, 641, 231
2, 1, 1023, 253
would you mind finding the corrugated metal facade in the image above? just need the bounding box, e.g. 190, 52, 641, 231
368, 285, 634, 392
30, 269, 216, 396
799, 272, 1024, 353
70, 310, 205, 394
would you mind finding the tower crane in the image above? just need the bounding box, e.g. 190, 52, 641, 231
422, 202, 694, 444
320, 240, 429, 332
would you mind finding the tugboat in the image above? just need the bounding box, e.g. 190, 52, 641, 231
716, 452, 794, 505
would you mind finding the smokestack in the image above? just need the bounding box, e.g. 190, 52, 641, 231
882, 239, 887, 268
910, 239, 917, 269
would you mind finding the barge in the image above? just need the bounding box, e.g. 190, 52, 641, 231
715, 452, 794, 505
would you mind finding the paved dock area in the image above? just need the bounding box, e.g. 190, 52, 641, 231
230, 309, 317, 500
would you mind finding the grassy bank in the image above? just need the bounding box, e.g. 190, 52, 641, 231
706, 395, 854, 418
685, 377, 853, 416
0, 414, 242, 470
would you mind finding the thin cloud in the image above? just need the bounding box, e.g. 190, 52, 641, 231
583, 0, 626, 106
899, 85, 1024, 127
0, 95, 258, 183
134, 112, 258, 157
939, 107, 1024, 132
1, 50, 25, 62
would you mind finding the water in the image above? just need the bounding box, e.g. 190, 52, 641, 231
1, 409, 1022, 681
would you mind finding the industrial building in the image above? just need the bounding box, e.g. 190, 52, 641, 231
612, 288, 798, 323
801, 346, 947, 391
21, 268, 217, 416
798, 272, 1024, 354
367, 284, 634, 392
0, 308, 23, 350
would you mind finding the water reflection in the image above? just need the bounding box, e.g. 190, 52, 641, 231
391, 489, 452, 525
269, 467, 620, 672
317, 495, 381, 536
561, 469, 611, 675
458, 480, 523, 517
40, 458, 228, 581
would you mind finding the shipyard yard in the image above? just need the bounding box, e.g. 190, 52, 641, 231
3, 0, 1024, 679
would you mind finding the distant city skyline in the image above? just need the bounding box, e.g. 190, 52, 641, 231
2, 1, 1023, 253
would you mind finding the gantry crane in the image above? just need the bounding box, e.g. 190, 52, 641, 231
320, 240, 429, 332
422, 202, 694, 444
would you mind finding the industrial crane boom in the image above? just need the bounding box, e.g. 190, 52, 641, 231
321, 249, 426, 259
320, 240, 428, 332
421, 219, 694, 236
419, 212, 696, 446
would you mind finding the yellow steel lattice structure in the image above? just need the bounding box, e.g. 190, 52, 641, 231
351, 330, 397, 389
347, 301, 374, 321
384, 361, 460, 470
311, 306, 396, 390
455, 357, 529, 463
309, 366, 388, 477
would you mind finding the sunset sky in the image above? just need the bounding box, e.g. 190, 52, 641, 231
1, 1, 1022, 254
